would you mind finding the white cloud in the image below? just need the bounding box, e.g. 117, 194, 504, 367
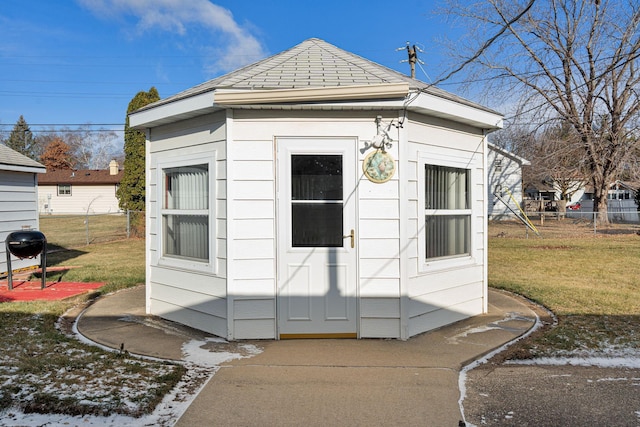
76, 0, 267, 73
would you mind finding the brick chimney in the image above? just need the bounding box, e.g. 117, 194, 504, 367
109, 160, 119, 175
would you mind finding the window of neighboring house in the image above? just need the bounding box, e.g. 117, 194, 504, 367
158, 155, 214, 272
57, 184, 71, 196
423, 163, 471, 261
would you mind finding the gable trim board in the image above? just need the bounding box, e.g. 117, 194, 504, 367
132, 38, 502, 340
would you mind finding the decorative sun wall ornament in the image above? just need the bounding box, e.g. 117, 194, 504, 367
363, 149, 396, 183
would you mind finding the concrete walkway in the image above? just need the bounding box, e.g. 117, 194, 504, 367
76, 286, 538, 426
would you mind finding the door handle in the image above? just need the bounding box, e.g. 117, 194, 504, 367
344, 229, 355, 248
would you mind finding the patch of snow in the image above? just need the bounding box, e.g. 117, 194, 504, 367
506, 356, 640, 369
181, 337, 262, 368
0, 302, 264, 426
447, 312, 535, 344
457, 307, 543, 427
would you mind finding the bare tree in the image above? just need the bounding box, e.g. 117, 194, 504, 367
37, 126, 122, 170
531, 124, 588, 201
71, 126, 120, 169
441, 0, 640, 223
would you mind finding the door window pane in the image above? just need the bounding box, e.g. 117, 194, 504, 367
292, 204, 343, 247
292, 155, 343, 200
291, 155, 343, 247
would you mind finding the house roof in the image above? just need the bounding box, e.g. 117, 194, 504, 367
130, 38, 503, 131
0, 143, 46, 174
38, 168, 122, 185
611, 180, 640, 192
488, 142, 531, 166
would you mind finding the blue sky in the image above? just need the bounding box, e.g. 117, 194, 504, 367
0, 0, 464, 140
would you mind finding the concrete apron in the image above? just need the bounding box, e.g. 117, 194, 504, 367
75, 286, 212, 360
176, 291, 537, 427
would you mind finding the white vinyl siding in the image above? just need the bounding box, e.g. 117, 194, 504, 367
0, 171, 41, 274
38, 184, 122, 214
147, 112, 228, 338
406, 113, 487, 338
145, 108, 491, 340
487, 145, 527, 219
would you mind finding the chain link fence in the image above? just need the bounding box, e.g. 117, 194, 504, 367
490, 208, 640, 239
39, 211, 145, 248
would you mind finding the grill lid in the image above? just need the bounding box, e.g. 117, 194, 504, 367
6, 230, 47, 259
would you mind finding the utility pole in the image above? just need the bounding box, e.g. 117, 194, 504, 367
397, 42, 424, 79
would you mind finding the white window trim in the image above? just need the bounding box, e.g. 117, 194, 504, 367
417, 152, 476, 272
57, 184, 71, 196
156, 152, 216, 273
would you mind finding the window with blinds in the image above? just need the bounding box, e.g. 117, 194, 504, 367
424, 164, 471, 260
162, 164, 209, 262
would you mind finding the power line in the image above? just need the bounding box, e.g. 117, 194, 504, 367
0, 123, 123, 127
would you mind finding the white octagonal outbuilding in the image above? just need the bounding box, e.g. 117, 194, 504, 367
130, 38, 503, 340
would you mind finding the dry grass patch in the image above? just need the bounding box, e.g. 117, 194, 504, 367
0, 229, 188, 418
40, 214, 128, 247
489, 220, 640, 358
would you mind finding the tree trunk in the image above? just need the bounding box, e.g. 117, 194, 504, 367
592, 180, 609, 225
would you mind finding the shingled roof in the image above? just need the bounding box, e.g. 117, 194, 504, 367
0, 143, 46, 173
136, 38, 496, 115
38, 168, 122, 185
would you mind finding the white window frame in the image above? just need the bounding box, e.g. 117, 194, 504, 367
418, 152, 475, 272
156, 153, 215, 273
57, 184, 71, 196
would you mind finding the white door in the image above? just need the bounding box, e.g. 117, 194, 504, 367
277, 138, 358, 338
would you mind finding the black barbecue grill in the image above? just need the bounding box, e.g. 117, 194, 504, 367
5, 230, 47, 290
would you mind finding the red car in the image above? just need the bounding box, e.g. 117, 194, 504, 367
567, 202, 581, 210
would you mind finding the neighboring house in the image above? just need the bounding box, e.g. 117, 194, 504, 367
574, 180, 639, 221
38, 160, 123, 215
526, 178, 639, 220
0, 144, 46, 275
129, 38, 503, 340
487, 142, 530, 219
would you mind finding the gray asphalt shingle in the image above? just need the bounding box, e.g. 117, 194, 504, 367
135, 38, 496, 114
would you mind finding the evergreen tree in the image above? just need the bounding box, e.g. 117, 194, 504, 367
6, 115, 38, 159
116, 87, 160, 212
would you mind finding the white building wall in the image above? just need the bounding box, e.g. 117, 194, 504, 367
487, 147, 525, 219
405, 113, 487, 337
147, 112, 229, 337
146, 109, 490, 340
228, 110, 403, 339
38, 184, 121, 215
0, 171, 41, 274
